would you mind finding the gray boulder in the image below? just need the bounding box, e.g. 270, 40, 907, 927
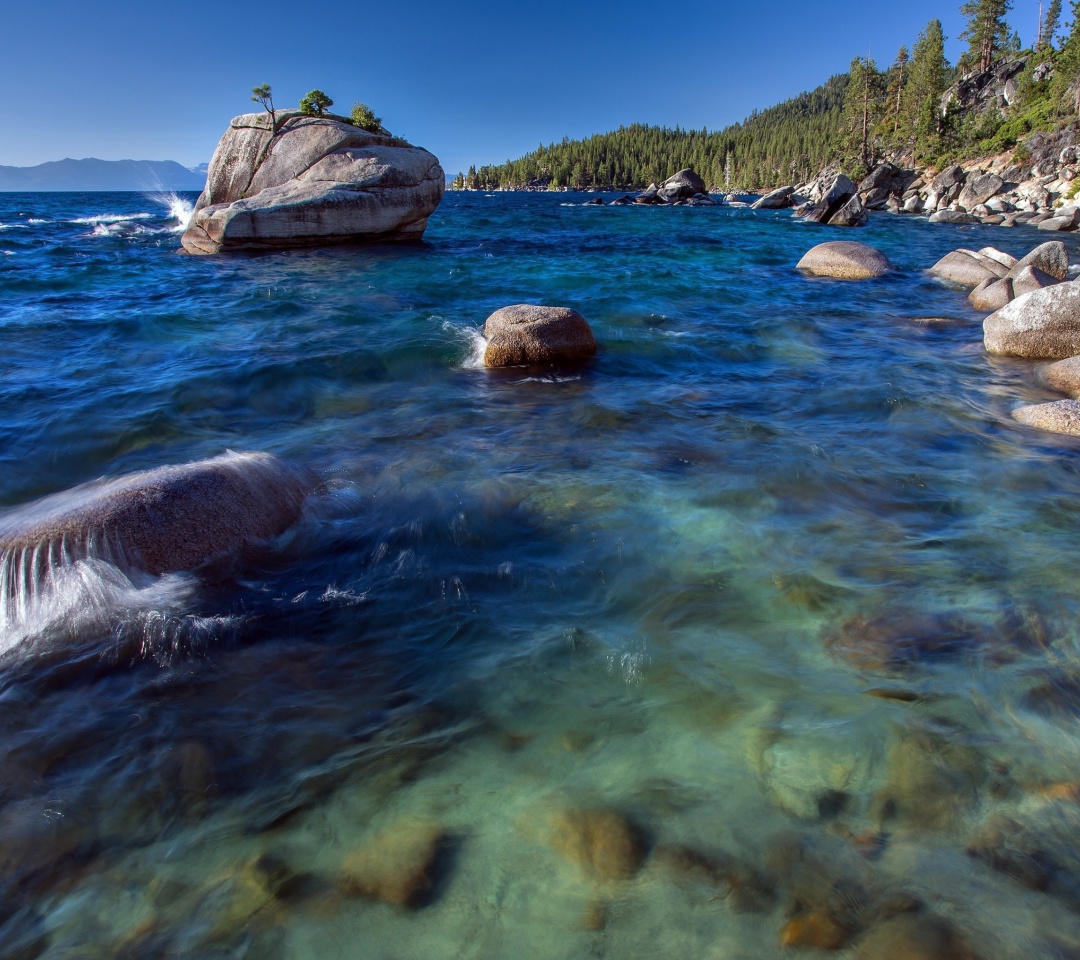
929, 250, 1004, 287
751, 186, 795, 209
796, 241, 892, 279
984, 283, 1080, 359
1012, 264, 1060, 297
0, 452, 319, 578
657, 168, 708, 201
857, 162, 915, 208
932, 164, 966, 193
957, 172, 1004, 209
483, 305, 597, 367
181, 112, 445, 254
928, 209, 979, 224
1010, 240, 1069, 280
828, 194, 869, 227
1013, 399, 1080, 436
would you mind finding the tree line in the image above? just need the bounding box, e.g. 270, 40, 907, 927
454, 0, 1080, 192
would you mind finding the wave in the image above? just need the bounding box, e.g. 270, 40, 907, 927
69, 213, 153, 225
0, 223, 29, 231
151, 192, 194, 232
441, 318, 487, 369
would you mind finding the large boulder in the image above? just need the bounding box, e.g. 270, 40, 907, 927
1040, 355, 1080, 396
828, 194, 869, 227
181, 111, 445, 254
929, 249, 1006, 287
957, 171, 1004, 209
751, 186, 795, 209
0, 452, 319, 578
984, 283, 1080, 359
483, 304, 597, 367
969, 276, 1013, 311
1010, 240, 1069, 280
796, 241, 892, 279
857, 163, 915, 209
657, 168, 708, 201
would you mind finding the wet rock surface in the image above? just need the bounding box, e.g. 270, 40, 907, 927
483, 304, 598, 367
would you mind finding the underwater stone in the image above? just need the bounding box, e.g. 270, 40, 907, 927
0, 452, 319, 579
780, 910, 850, 950
483, 304, 598, 367
341, 816, 445, 907
852, 914, 981, 960
796, 241, 892, 279
546, 807, 644, 881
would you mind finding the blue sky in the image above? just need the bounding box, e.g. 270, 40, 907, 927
0, 0, 1043, 176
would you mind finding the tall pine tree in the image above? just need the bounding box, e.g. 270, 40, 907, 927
839, 56, 885, 177
959, 0, 1013, 73
903, 19, 949, 163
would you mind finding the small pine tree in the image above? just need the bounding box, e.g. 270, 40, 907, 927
350, 102, 385, 134
251, 83, 277, 131
299, 89, 333, 117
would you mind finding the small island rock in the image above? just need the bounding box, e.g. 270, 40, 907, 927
657, 168, 709, 201
796, 241, 892, 280
181, 111, 445, 254
483, 304, 597, 367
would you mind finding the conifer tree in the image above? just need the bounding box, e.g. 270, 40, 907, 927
1051, 0, 1080, 113
904, 19, 949, 162
959, 0, 1013, 73
879, 46, 910, 142
839, 56, 885, 176
1039, 0, 1063, 47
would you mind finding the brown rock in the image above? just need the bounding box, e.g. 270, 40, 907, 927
341, 816, 445, 907
853, 914, 980, 960
582, 898, 608, 931
781, 911, 850, 950
1013, 399, 1080, 436
825, 609, 975, 672
796, 241, 892, 279
0, 452, 319, 578
547, 807, 644, 881
1040, 355, 1080, 397
968, 276, 1013, 311
483, 304, 597, 367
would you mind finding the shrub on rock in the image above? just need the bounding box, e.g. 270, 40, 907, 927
483, 304, 597, 367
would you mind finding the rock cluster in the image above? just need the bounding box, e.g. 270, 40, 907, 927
181, 111, 445, 254
628, 169, 718, 206
928, 240, 1066, 311
753, 168, 871, 227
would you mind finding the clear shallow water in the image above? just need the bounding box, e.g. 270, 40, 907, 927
3, 191, 1080, 957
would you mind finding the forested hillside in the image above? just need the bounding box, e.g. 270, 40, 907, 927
454, 0, 1080, 192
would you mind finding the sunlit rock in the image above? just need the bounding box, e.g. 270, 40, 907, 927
483, 304, 597, 367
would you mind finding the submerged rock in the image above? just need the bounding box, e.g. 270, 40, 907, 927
340, 816, 446, 907
796, 241, 892, 279
181, 111, 445, 254
852, 914, 981, 960
546, 807, 644, 881
0, 452, 319, 580
483, 304, 598, 367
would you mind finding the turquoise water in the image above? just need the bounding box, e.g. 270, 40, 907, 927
3, 191, 1080, 957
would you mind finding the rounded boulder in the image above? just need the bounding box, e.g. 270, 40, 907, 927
984, 283, 1080, 359
1013, 399, 1080, 436
483, 304, 597, 367
796, 241, 892, 280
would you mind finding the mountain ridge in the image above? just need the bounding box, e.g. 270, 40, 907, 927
0, 158, 207, 192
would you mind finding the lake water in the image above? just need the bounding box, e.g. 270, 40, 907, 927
2, 190, 1080, 958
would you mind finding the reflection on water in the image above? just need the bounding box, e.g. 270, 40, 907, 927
2, 192, 1080, 957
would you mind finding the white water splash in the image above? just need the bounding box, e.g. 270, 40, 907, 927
155, 192, 194, 232
69, 213, 153, 225
441, 318, 488, 369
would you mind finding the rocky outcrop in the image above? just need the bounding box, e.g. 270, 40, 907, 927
631, 169, 715, 205
928, 241, 1065, 312
796, 241, 892, 279
483, 304, 598, 367
984, 283, 1080, 359
857, 163, 916, 209
181, 111, 445, 254
941, 57, 1027, 120
0, 452, 319, 578
750, 186, 795, 209
790, 169, 868, 226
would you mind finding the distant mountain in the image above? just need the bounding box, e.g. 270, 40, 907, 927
0, 158, 207, 192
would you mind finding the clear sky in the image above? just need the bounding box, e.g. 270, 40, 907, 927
0, 0, 1042, 177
